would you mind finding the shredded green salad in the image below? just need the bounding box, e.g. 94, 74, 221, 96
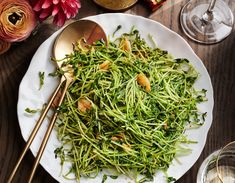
53, 28, 207, 182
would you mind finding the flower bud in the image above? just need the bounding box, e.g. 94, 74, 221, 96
0, 0, 36, 42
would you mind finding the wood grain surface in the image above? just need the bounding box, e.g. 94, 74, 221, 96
0, 0, 234, 182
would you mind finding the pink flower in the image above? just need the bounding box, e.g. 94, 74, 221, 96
0, 0, 36, 42
30, 0, 81, 27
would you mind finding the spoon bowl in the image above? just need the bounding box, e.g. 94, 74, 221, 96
53, 19, 107, 63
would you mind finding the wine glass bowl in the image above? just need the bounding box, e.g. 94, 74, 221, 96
180, 0, 234, 44
197, 141, 235, 183
216, 141, 235, 182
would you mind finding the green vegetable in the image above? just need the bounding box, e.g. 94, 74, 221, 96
54, 28, 207, 182
109, 175, 118, 179
25, 107, 39, 114
102, 174, 108, 183
39, 71, 45, 90
113, 25, 122, 37
167, 176, 176, 183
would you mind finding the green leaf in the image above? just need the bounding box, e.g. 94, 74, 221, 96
109, 175, 118, 179
39, 71, 45, 90
167, 176, 176, 183
101, 174, 107, 183
25, 108, 39, 114
113, 25, 122, 37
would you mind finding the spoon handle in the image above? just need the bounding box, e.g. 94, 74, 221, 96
7, 76, 66, 183
27, 77, 73, 183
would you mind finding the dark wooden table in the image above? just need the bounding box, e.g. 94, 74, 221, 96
1, 0, 235, 182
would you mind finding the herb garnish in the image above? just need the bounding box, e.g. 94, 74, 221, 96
38, 71, 45, 90
113, 25, 122, 37
25, 107, 39, 114
167, 176, 176, 183
101, 174, 107, 183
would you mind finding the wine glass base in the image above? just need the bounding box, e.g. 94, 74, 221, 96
197, 150, 220, 183
180, 0, 234, 44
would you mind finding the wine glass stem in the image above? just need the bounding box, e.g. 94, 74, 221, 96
202, 0, 217, 22
207, 0, 216, 13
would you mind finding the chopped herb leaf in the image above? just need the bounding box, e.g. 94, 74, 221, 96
202, 112, 207, 121
175, 58, 189, 63
25, 108, 39, 114
109, 175, 118, 179
113, 25, 122, 37
167, 176, 176, 183
39, 71, 45, 90
101, 174, 107, 183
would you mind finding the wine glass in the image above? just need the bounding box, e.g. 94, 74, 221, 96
180, 0, 234, 44
197, 141, 235, 183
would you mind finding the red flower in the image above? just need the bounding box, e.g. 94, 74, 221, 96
30, 0, 81, 26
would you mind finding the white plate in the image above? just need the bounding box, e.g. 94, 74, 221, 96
17, 13, 214, 183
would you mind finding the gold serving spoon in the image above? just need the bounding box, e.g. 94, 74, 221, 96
8, 19, 107, 183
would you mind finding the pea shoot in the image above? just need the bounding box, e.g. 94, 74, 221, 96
38, 71, 45, 90
53, 28, 207, 182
